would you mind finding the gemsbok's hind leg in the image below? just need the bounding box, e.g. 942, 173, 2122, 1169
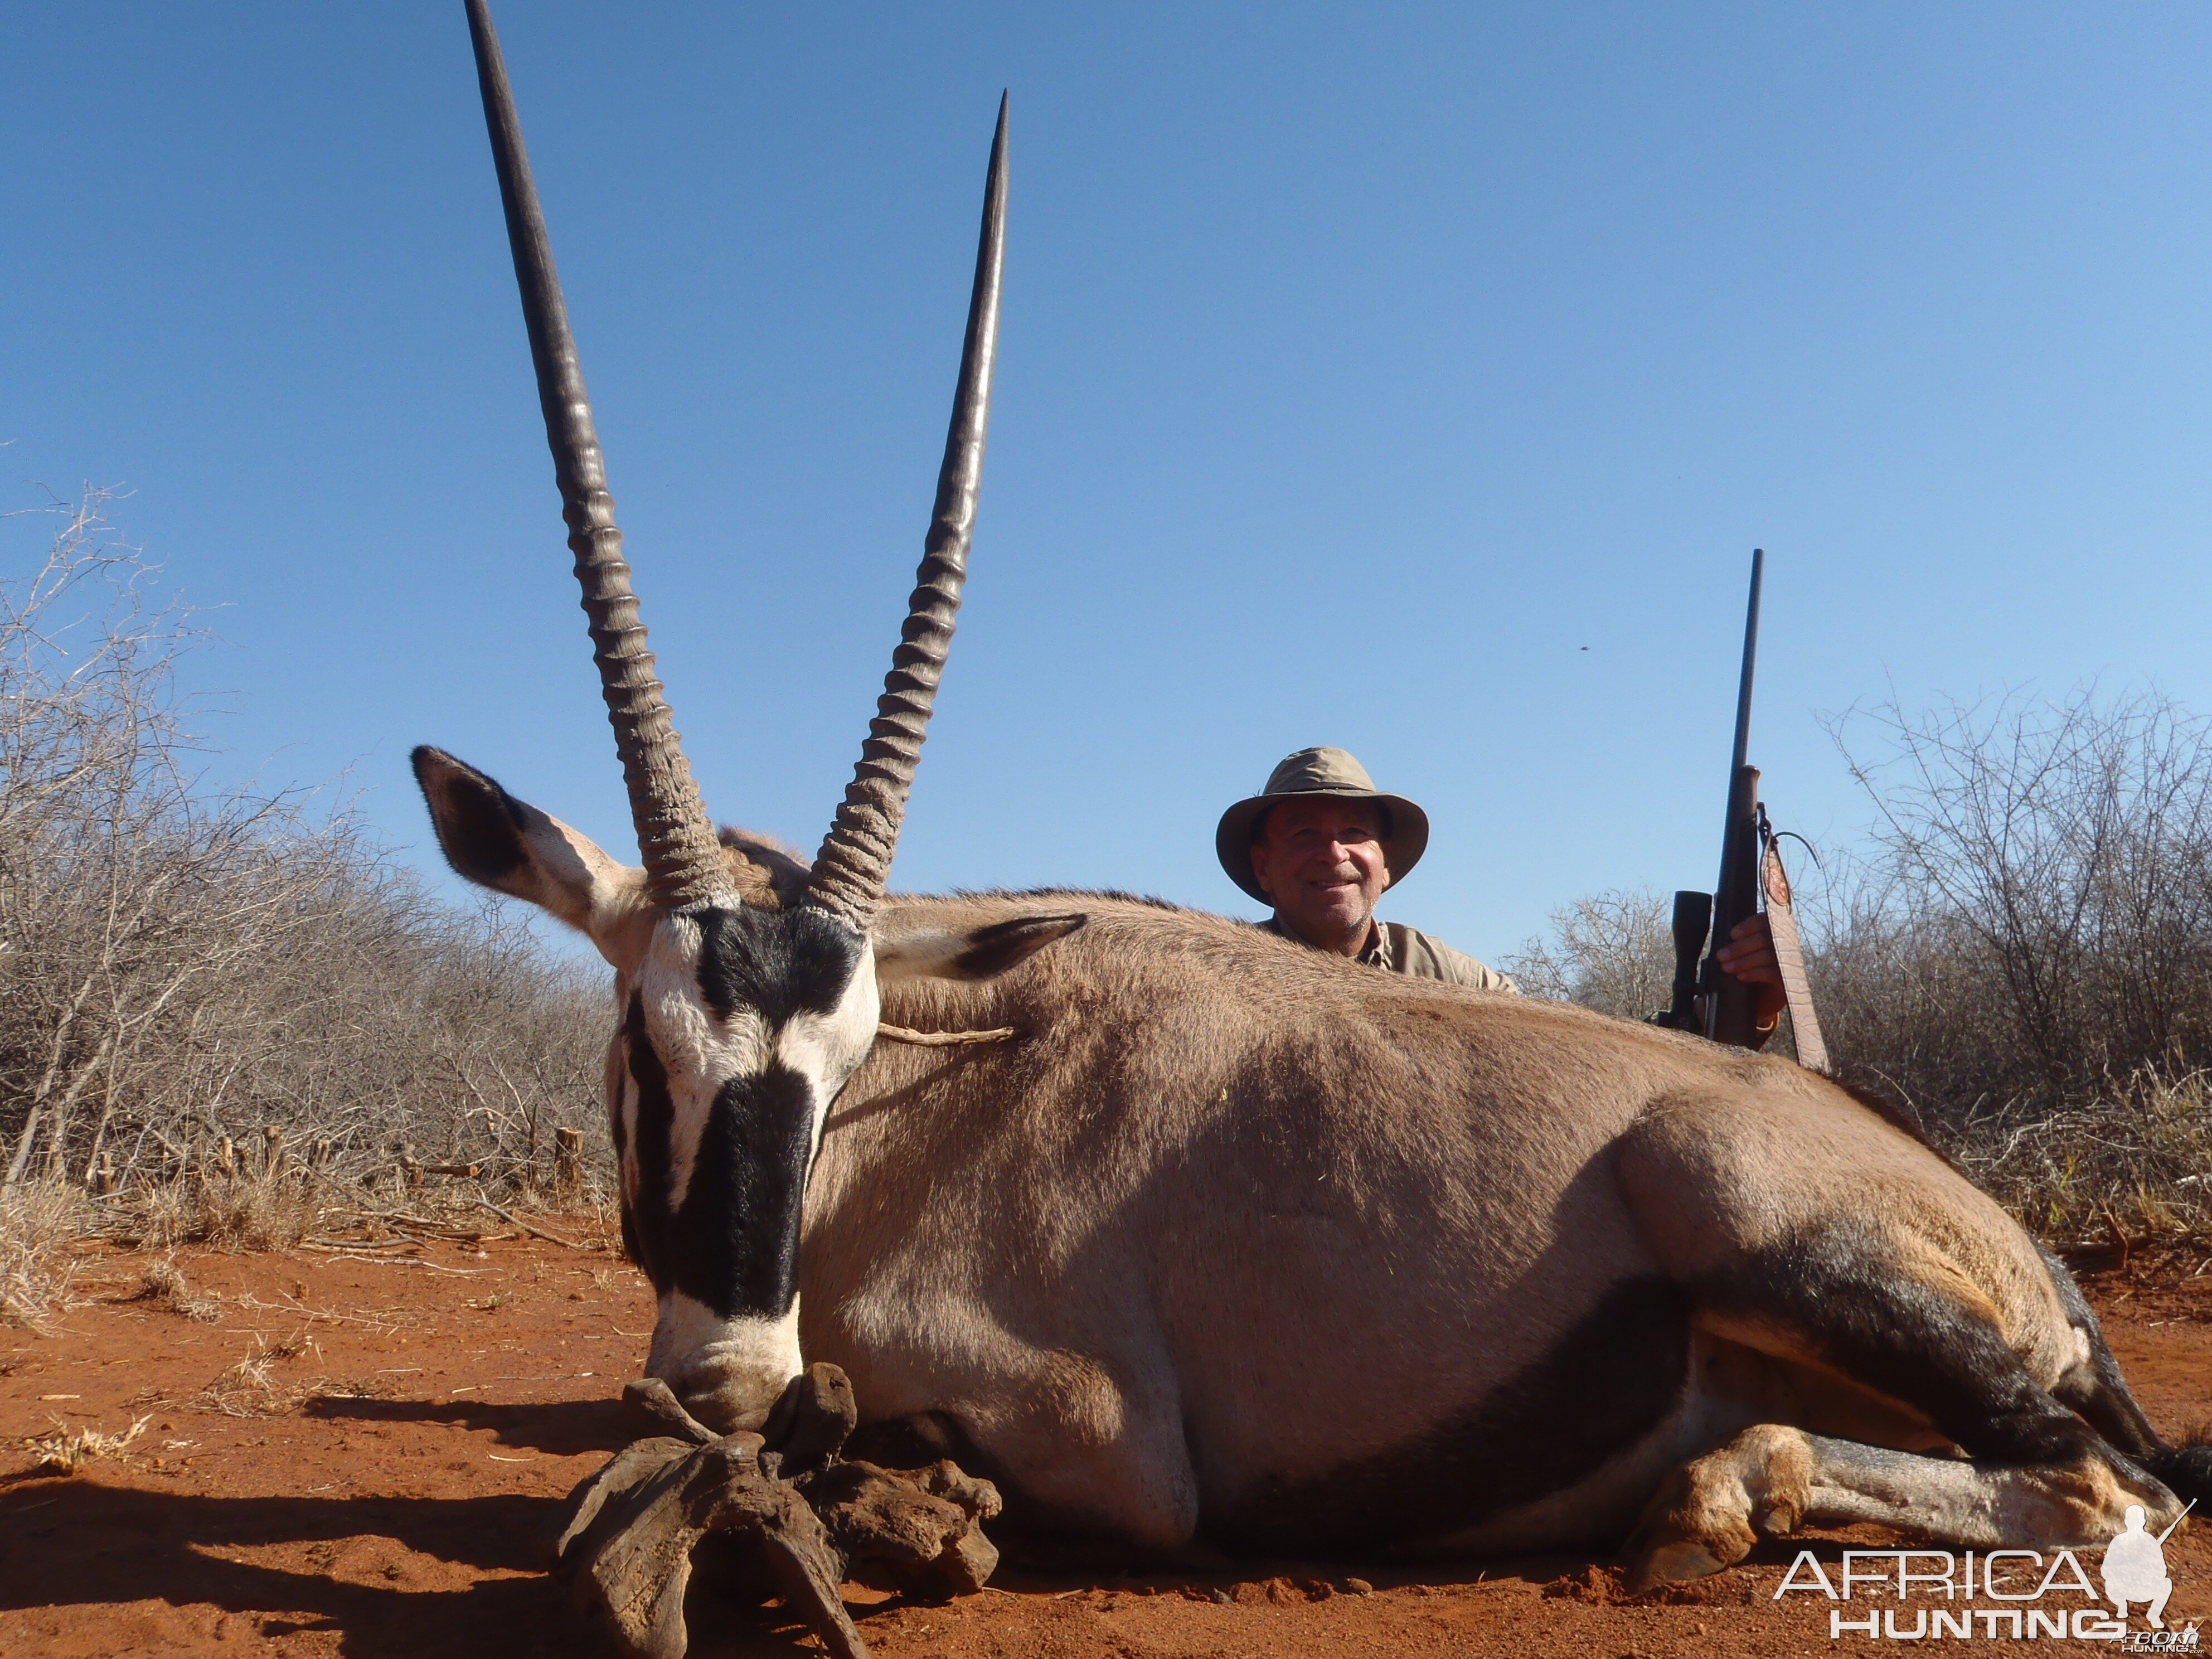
1623, 1423, 2169, 1590
1615, 1099, 2198, 1587
1623, 1233, 2189, 1586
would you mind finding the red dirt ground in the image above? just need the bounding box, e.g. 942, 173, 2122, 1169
3, 1228, 2206, 1658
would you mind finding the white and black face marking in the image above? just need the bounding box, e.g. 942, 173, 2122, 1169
609, 899, 877, 1431
413, 750, 1084, 1428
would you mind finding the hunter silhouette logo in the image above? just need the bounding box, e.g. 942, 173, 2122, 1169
1777, 1499, 2199, 1643
2106, 1502, 2191, 1630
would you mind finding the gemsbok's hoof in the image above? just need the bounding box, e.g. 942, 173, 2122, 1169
1623, 1536, 1733, 1594
553, 1364, 1002, 1659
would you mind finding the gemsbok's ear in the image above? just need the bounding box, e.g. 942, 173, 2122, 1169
872, 913, 1086, 986
411, 746, 645, 956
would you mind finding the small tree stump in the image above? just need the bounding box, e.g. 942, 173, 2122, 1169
554, 1126, 585, 1200
554, 1366, 1001, 1659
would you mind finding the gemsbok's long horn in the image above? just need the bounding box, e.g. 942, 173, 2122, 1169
464, 0, 727, 909
806, 96, 1010, 930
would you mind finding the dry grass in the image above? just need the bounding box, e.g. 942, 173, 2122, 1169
128, 1255, 221, 1322
198, 1177, 318, 1252
1935, 1066, 2212, 1246
25, 1413, 149, 1476
196, 1330, 314, 1418
106, 1174, 321, 1254
1, 1181, 89, 1333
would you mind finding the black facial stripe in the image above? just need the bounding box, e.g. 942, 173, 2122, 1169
617, 984, 819, 1322
693, 903, 864, 1028
607, 1025, 630, 1162
617, 903, 857, 1321
1214, 1277, 1690, 1555
662, 1063, 817, 1320
622, 992, 676, 1286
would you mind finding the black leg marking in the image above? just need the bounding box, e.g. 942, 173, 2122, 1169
2152, 1443, 2212, 1503
1211, 1277, 1691, 1555
845, 1411, 976, 1472
1699, 1222, 2119, 1469
2034, 1243, 2164, 1460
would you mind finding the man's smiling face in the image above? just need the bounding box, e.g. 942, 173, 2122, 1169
1249, 796, 1393, 953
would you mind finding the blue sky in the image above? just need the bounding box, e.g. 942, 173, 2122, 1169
7, 3, 2209, 966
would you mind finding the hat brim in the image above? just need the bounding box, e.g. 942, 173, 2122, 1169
1215, 789, 1430, 905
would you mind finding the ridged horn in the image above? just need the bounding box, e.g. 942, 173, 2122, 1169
806, 96, 1010, 930
464, 0, 727, 910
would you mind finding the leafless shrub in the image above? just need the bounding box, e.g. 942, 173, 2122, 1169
1822, 688, 2212, 1100
0, 1180, 86, 1331
1505, 887, 1675, 1020
1811, 687, 2212, 1239
0, 489, 611, 1233
1510, 687, 2212, 1242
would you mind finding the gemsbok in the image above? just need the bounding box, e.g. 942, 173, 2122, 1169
415, 0, 2210, 1584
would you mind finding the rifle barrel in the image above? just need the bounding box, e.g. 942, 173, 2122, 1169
1729, 547, 1764, 779
2155, 1496, 2196, 1544
1701, 549, 1768, 1049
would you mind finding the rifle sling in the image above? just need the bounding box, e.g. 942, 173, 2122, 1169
1760, 838, 1830, 1074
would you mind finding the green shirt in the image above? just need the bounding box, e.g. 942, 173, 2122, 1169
1263, 917, 1520, 993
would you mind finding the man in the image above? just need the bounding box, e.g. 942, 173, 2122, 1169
1217, 748, 1786, 1030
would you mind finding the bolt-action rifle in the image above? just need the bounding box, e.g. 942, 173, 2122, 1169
1655, 550, 1828, 1068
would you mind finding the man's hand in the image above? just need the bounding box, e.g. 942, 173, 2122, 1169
1714, 913, 1788, 1031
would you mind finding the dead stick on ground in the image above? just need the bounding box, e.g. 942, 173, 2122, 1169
876, 1022, 1018, 1046
338, 1209, 487, 1240
314, 1255, 496, 1277
475, 1199, 586, 1251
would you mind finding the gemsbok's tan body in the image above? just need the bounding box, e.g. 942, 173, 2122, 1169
804, 887, 2207, 1575
418, 1, 2209, 1589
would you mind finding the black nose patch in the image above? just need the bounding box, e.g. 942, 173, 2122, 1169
693, 904, 864, 1028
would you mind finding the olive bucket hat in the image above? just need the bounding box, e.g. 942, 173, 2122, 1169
1215, 746, 1430, 904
